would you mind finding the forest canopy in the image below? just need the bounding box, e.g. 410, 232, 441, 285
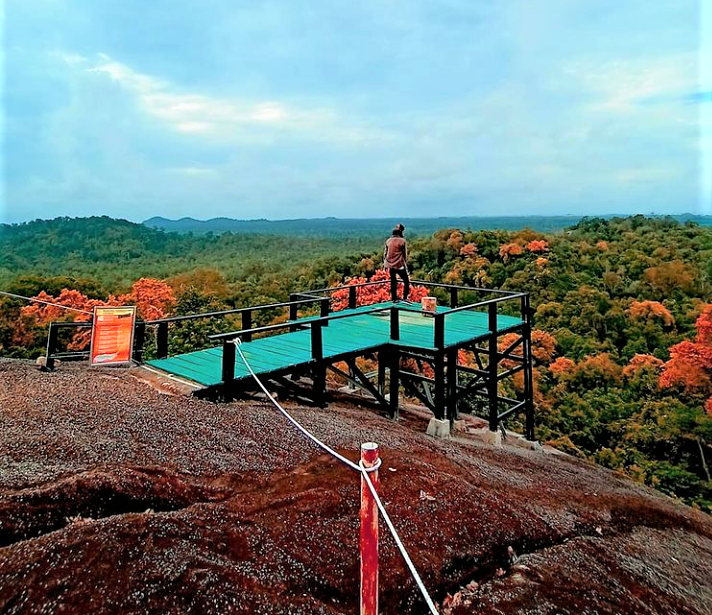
1, 214, 711, 511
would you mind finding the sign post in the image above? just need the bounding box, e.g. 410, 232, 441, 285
90, 306, 137, 366
360, 442, 380, 615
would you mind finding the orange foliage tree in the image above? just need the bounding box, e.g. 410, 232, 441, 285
526, 239, 549, 253
21, 279, 175, 351
330, 269, 429, 311
498, 243, 524, 262
623, 354, 664, 378
572, 353, 622, 391
549, 357, 575, 379
660, 305, 712, 415
627, 300, 675, 327
123, 278, 175, 320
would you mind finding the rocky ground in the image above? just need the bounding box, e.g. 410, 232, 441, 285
1, 359, 711, 615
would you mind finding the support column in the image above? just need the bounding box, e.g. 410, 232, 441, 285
378, 349, 387, 396
434, 352, 445, 421
447, 348, 459, 421
222, 340, 236, 402
389, 348, 399, 419
488, 302, 499, 432
522, 295, 535, 440
311, 323, 326, 406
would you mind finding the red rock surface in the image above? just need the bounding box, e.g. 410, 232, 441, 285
1, 360, 711, 614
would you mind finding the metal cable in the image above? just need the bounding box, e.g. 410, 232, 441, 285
233, 339, 438, 614
0, 290, 93, 315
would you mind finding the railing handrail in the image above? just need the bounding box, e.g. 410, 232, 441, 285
296, 280, 389, 296
209, 305, 394, 342
298, 279, 520, 297
442, 292, 528, 316
46, 320, 94, 328
409, 279, 521, 296
145, 296, 328, 325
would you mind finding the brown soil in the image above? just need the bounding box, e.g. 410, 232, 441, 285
1, 359, 711, 614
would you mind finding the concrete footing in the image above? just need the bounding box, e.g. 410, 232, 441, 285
472, 427, 503, 448
426, 418, 451, 439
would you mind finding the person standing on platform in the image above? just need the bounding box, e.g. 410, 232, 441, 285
383, 223, 410, 302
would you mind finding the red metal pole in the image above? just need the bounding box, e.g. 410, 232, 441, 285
360, 442, 380, 615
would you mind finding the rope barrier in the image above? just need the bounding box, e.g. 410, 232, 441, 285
233, 339, 439, 615
0, 290, 93, 315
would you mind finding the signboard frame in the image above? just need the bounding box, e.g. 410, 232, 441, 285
89, 305, 137, 367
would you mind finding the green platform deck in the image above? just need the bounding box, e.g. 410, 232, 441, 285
146, 301, 523, 388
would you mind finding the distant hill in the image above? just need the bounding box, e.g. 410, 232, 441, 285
143, 214, 712, 235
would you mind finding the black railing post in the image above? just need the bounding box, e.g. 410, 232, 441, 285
390, 307, 400, 340
320, 298, 330, 327
222, 340, 236, 400
488, 302, 498, 432
349, 286, 357, 310
157, 322, 169, 359
450, 287, 458, 308
45, 323, 58, 370
133, 321, 146, 363
289, 294, 299, 332
310, 322, 325, 405
310, 321, 323, 362
434, 313, 445, 350
242, 310, 252, 342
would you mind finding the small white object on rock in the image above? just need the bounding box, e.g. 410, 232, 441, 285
426, 417, 451, 439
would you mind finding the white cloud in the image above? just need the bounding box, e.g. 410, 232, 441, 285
566, 54, 698, 113
69, 53, 389, 145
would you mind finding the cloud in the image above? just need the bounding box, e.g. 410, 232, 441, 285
68, 53, 389, 145
564, 54, 699, 113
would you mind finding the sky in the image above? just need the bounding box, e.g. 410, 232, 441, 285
1, 0, 711, 223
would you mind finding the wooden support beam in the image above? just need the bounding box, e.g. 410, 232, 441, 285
378, 349, 386, 396
310, 322, 326, 406
389, 348, 400, 419
434, 352, 445, 420
401, 378, 436, 411
488, 303, 499, 432
447, 348, 459, 421
338, 359, 390, 408
522, 295, 535, 441
349, 286, 357, 310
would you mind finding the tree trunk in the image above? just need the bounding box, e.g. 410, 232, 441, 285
697, 437, 711, 483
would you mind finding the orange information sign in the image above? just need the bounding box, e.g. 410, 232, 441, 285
90, 306, 137, 366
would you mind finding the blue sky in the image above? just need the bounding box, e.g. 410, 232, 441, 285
2, 0, 711, 223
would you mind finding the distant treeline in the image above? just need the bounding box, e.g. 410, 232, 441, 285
143, 213, 712, 236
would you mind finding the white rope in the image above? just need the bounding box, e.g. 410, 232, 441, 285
233, 338, 439, 614
0, 290, 93, 315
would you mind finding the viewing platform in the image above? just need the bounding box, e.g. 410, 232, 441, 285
46, 279, 535, 438
146, 300, 524, 387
